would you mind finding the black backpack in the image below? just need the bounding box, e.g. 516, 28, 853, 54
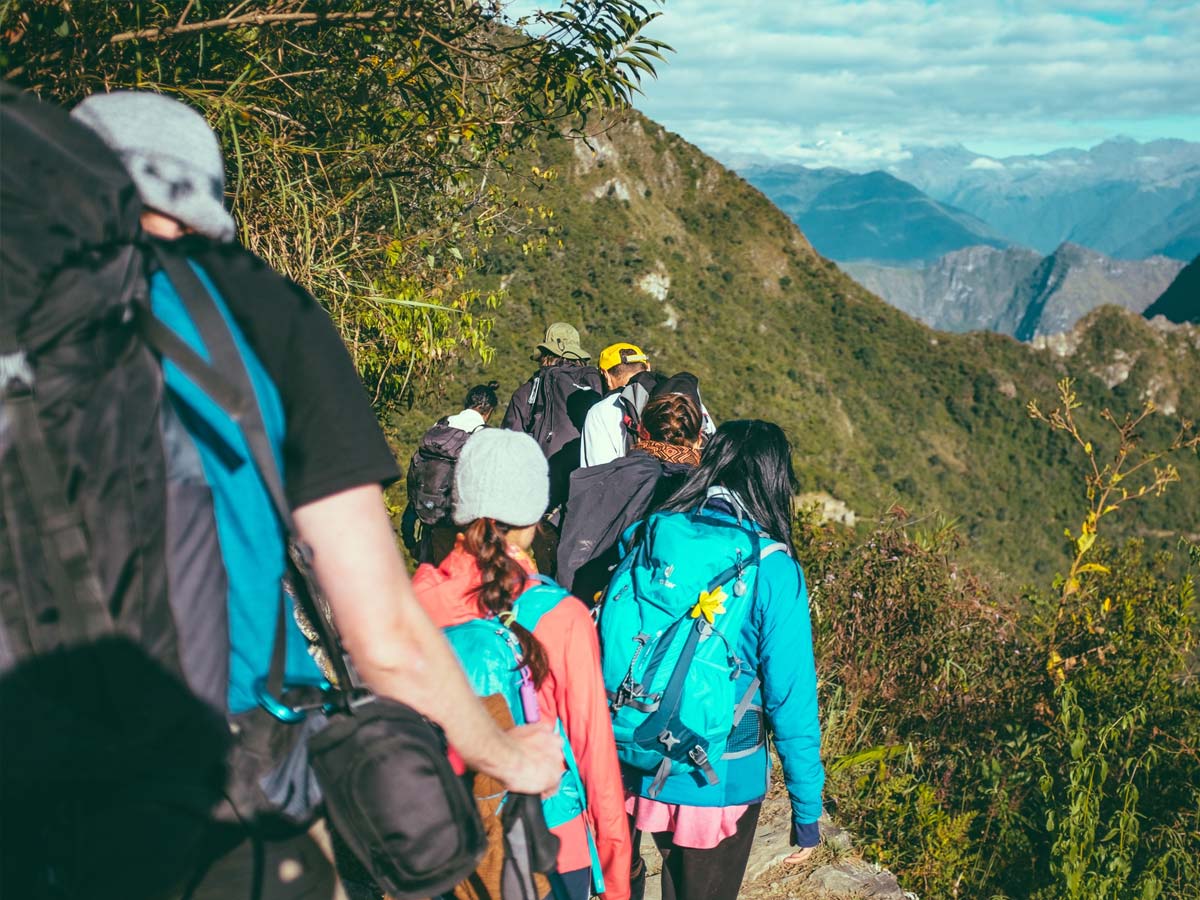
406, 419, 479, 526
527, 363, 604, 460
614, 371, 665, 451
0, 85, 356, 897
0, 82, 227, 898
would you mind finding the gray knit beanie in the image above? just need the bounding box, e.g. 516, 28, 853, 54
71, 91, 236, 242
453, 429, 549, 527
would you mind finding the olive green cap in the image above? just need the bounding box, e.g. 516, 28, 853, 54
535, 322, 589, 361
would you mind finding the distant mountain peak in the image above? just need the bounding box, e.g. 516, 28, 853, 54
844, 243, 1184, 340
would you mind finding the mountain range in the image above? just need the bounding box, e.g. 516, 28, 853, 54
842, 244, 1184, 339
742, 167, 1008, 264
889, 138, 1200, 259
400, 112, 1200, 586
743, 138, 1200, 266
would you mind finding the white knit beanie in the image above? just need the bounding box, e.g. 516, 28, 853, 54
71, 91, 236, 242
453, 429, 549, 527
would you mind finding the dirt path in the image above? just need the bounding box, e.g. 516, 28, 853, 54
640, 782, 911, 900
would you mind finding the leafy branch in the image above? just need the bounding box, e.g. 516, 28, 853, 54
1, 0, 672, 422
1028, 377, 1199, 682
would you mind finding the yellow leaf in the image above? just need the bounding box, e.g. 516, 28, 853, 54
1084, 442, 1093, 454
1076, 533, 1096, 555
1077, 563, 1110, 575
1064, 577, 1080, 596
1101, 597, 1113, 614
690, 586, 729, 624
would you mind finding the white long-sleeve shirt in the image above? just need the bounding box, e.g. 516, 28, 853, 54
579, 394, 626, 468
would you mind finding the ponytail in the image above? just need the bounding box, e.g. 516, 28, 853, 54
462, 518, 550, 687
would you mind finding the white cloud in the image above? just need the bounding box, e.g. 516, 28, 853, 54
967, 158, 1005, 170
584, 0, 1200, 167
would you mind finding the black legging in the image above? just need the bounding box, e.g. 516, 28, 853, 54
650, 803, 762, 900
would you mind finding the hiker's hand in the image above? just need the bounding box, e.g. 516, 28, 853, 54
498, 723, 563, 795
784, 846, 817, 865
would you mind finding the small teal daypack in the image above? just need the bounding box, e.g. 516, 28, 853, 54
598, 507, 786, 796
443, 575, 604, 893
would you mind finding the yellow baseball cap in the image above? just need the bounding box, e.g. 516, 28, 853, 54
598, 342, 649, 371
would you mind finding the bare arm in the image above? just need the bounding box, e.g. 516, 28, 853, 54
294, 483, 561, 794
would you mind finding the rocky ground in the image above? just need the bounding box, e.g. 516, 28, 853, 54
640, 781, 914, 900
324, 778, 913, 900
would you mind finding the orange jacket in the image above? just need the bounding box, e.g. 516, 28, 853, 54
413, 543, 632, 900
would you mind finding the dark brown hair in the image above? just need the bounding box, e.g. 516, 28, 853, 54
539, 350, 588, 367
641, 393, 702, 446
461, 518, 550, 686
608, 360, 649, 383
464, 380, 500, 416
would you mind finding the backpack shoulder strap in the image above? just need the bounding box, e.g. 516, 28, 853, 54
760, 541, 789, 560
141, 246, 355, 704
515, 574, 571, 632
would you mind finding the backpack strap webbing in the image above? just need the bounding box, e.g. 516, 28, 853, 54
0, 351, 112, 653
515, 574, 570, 632
141, 248, 354, 706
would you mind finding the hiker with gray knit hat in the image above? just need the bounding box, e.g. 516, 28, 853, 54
72, 90, 236, 242
67, 90, 565, 898
413, 427, 633, 900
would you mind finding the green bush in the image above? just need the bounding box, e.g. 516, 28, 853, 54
804, 385, 1200, 898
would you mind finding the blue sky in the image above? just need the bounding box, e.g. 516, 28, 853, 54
507, 1, 1200, 169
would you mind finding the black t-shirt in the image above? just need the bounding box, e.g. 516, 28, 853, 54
176, 238, 399, 509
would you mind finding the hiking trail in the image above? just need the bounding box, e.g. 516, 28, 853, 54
640, 780, 915, 900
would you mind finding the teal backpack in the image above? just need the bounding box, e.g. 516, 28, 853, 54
443, 575, 604, 893
598, 507, 786, 796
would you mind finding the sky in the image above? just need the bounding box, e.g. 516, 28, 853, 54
508, 1, 1200, 170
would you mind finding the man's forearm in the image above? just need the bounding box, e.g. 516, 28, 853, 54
293, 485, 521, 778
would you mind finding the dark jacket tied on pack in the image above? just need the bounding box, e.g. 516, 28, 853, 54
556, 450, 695, 604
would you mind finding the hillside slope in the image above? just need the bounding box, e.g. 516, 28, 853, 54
844, 245, 1183, 338
1144, 256, 1200, 324
742, 166, 1009, 264
843, 246, 1039, 335
403, 113, 1200, 585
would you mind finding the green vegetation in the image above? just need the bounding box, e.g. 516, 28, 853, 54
2, 0, 668, 419
6, 8, 1199, 893
418, 112, 1200, 586
804, 384, 1200, 898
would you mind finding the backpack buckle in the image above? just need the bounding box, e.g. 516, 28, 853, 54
688, 745, 719, 785
0, 351, 34, 397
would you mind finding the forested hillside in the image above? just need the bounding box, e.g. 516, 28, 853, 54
413, 113, 1200, 585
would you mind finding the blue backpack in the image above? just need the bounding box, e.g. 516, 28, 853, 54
443, 575, 604, 893
598, 507, 786, 796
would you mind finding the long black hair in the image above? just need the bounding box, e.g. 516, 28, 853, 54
662, 419, 797, 553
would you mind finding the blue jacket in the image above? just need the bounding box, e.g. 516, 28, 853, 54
625, 500, 824, 844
